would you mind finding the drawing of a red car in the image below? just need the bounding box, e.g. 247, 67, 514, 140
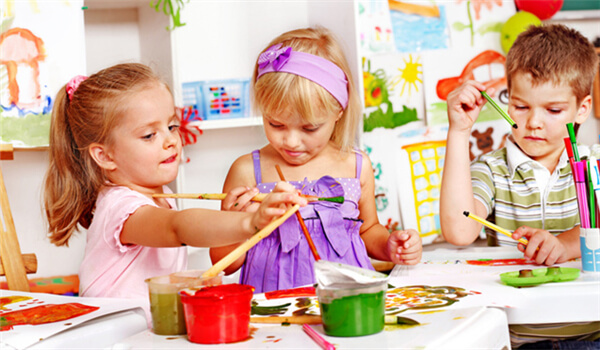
436, 50, 508, 103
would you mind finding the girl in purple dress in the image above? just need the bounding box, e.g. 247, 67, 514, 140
210, 27, 422, 293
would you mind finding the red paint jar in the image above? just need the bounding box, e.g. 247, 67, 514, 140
180, 284, 254, 344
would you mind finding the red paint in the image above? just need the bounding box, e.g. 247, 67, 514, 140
180, 284, 254, 344
265, 286, 315, 300
0, 303, 99, 331
466, 258, 535, 266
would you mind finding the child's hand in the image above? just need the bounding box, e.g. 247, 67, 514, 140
446, 80, 490, 133
250, 182, 307, 232
512, 226, 567, 265
387, 229, 422, 265
223, 186, 260, 212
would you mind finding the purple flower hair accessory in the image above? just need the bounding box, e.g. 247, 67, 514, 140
66, 75, 88, 101
256, 44, 349, 109
257, 43, 292, 71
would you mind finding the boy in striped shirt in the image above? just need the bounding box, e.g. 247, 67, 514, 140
440, 24, 599, 266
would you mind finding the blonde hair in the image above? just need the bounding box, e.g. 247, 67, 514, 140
506, 24, 599, 104
44, 63, 168, 246
251, 27, 360, 153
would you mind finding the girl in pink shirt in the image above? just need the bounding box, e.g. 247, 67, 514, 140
43, 63, 305, 310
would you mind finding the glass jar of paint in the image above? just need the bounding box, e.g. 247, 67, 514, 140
145, 271, 222, 336
317, 281, 387, 337
180, 284, 254, 344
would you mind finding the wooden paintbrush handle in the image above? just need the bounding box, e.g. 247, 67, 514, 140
202, 204, 300, 278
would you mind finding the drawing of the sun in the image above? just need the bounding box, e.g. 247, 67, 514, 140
390, 54, 423, 97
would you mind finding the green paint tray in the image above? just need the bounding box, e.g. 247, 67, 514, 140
500, 267, 580, 287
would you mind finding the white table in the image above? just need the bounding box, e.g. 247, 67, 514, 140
111, 306, 509, 349
114, 246, 600, 349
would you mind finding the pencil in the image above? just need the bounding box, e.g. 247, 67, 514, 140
463, 211, 529, 246
152, 192, 344, 203
275, 165, 321, 261
481, 91, 517, 129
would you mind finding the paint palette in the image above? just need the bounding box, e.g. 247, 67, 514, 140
500, 267, 580, 287
182, 79, 250, 121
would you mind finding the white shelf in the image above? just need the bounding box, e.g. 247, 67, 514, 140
189, 117, 263, 130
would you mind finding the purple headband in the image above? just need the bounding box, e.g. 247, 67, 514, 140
256, 44, 349, 109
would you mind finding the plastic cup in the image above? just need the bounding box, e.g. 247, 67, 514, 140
180, 283, 254, 344
145, 271, 222, 335
317, 280, 387, 337
580, 228, 600, 273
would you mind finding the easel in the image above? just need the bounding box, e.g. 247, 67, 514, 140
0, 144, 37, 291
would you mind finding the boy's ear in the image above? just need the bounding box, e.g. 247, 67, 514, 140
89, 143, 116, 171
574, 95, 592, 125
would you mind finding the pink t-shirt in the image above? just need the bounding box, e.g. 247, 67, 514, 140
79, 185, 187, 304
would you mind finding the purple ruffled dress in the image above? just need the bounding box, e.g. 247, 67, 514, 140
239, 150, 374, 293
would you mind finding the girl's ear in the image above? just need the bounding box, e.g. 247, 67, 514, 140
89, 143, 116, 171
336, 109, 343, 122
574, 95, 592, 125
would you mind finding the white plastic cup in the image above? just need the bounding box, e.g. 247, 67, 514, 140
580, 228, 600, 273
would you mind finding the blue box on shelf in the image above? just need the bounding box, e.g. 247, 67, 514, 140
182, 79, 250, 121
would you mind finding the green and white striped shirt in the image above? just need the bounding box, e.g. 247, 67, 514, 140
471, 139, 599, 246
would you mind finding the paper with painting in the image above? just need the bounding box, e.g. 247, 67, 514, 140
0, 290, 144, 350
0, 0, 86, 147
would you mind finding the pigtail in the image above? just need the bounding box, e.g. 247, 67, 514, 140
44, 86, 95, 246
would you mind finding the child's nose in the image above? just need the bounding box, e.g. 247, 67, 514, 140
163, 130, 179, 148
283, 130, 301, 148
526, 110, 544, 129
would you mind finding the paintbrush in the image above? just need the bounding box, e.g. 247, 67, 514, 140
152, 192, 344, 203
202, 204, 300, 278
275, 165, 321, 261
249, 314, 419, 325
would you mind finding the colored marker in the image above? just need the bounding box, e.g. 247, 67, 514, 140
566, 123, 579, 161
463, 211, 529, 246
574, 162, 590, 228
481, 91, 517, 129
303, 324, 335, 350
590, 157, 600, 226
564, 137, 576, 173
588, 159, 596, 228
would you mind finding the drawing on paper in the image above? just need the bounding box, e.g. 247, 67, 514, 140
452, 0, 505, 46
1, 0, 85, 147
0, 303, 99, 331
357, 0, 395, 55
389, 1, 449, 53
362, 54, 422, 132
250, 285, 479, 317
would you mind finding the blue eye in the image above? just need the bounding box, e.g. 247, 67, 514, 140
169, 124, 180, 131
269, 122, 283, 128
142, 133, 155, 140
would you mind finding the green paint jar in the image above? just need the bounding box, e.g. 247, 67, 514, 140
317, 282, 386, 337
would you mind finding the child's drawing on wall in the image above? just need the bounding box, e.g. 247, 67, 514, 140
362, 53, 423, 132
394, 124, 449, 245
422, 0, 515, 126
0, 0, 85, 147
468, 119, 511, 161
448, 0, 512, 47
424, 49, 509, 125
358, 0, 395, 55
388, 0, 449, 53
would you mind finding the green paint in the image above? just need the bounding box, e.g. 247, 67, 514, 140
149, 292, 186, 335
320, 290, 385, 337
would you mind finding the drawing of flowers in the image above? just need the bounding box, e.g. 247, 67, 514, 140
454, 0, 504, 46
